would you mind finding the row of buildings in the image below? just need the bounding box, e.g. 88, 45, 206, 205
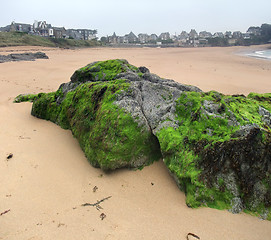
103, 32, 171, 45
0, 21, 97, 40
104, 32, 172, 44
174, 27, 261, 46
102, 27, 263, 46
1, 20, 269, 47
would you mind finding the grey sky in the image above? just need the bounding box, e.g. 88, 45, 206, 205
1, 0, 271, 37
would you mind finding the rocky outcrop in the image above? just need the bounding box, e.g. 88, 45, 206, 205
28, 59, 200, 170
0, 52, 48, 63
15, 59, 271, 220
156, 91, 271, 219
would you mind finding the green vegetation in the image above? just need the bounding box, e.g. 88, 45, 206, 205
207, 37, 229, 47
27, 61, 161, 170
157, 91, 237, 208
0, 32, 55, 47
0, 32, 100, 48
13, 93, 39, 103
157, 91, 271, 217
48, 37, 100, 48
71, 59, 142, 83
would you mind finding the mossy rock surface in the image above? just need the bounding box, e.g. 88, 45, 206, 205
157, 91, 271, 219
31, 79, 161, 170
15, 59, 271, 220
70, 59, 141, 83
14, 93, 39, 103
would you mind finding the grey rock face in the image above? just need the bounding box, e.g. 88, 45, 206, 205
57, 81, 80, 102
114, 80, 183, 134
139, 80, 181, 133
32, 52, 49, 59
114, 83, 150, 131
249, 181, 268, 210
259, 106, 271, 127
60, 61, 202, 137
0, 52, 48, 63
116, 72, 141, 82
138, 66, 149, 73
229, 197, 243, 214
114, 71, 202, 135
142, 72, 201, 92
232, 124, 260, 138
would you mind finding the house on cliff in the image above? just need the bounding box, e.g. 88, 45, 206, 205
66, 29, 83, 40
53, 27, 66, 38
33, 21, 66, 39
76, 29, 97, 40
33, 21, 52, 37
3, 21, 33, 33
66, 29, 97, 40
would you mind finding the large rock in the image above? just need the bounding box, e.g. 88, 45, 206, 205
29, 59, 200, 170
15, 59, 271, 220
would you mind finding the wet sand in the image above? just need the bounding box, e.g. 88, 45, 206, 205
1, 45, 271, 240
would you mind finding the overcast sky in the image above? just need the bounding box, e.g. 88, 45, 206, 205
1, 0, 271, 37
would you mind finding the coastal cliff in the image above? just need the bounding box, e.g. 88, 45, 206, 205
15, 59, 271, 219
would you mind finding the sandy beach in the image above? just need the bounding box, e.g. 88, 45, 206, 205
1, 45, 271, 240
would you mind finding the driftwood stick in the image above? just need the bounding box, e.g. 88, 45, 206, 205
186, 232, 200, 240
81, 196, 112, 208
0, 209, 11, 216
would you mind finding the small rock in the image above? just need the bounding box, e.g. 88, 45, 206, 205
138, 66, 150, 73
93, 186, 98, 192
100, 213, 106, 220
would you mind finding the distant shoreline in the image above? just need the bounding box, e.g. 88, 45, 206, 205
235, 44, 271, 61
245, 49, 271, 61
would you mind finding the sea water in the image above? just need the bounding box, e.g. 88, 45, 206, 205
246, 49, 271, 60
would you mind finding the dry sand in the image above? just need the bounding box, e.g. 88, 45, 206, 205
0, 45, 271, 240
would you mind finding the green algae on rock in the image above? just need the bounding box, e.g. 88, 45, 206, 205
70, 59, 143, 83
31, 79, 162, 170
15, 59, 271, 220
14, 93, 39, 103
157, 91, 271, 219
